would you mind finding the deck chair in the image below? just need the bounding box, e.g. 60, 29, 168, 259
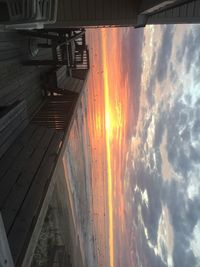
0, 0, 57, 29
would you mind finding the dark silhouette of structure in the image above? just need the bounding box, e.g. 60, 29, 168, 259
48, 0, 200, 28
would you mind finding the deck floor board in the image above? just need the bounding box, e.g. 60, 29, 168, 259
2, 128, 55, 233
0, 126, 46, 207
8, 130, 64, 266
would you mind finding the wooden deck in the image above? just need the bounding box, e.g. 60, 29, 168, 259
0, 31, 52, 117
0, 124, 64, 265
0, 30, 89, 267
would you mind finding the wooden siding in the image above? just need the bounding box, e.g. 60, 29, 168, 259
146, 0, 200, 24
54, 0, 138, 27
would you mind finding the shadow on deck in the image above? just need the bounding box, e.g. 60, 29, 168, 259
0, 31, 52, 116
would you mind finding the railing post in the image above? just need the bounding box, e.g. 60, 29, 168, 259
0, 213, 14, 267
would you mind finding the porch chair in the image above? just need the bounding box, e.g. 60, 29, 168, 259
0, 0, 57, 29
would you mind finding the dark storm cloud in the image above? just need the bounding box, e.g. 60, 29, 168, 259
144, 177, 162, 242
173, 240, 196, 267
156, 26, 175, 83
169, 63, 178, 84
162, 173, 200, 266
154, 113, 165, 147
141, 114, 152, 144
130, 158, 163, 246
176, 32, 188, 63
167, 125, 191, 176
146, 78, 156, 106
120, 28, 144, 136
176, 26, 200, 73
190, 145, 200, 163
158, 175, 200, 267
129, 54, 200, 266
141, 199, 160, 245
137, 229, 167, 267
146, 25, 175, 106
123, 23, 200, 267
166, 181, 191, 233
121, 28, 144, 89
180, 127, 190, 141
165, 89, 200, 175
192, 118, 200, 140
165, 95, 195, 176
186, 199, 200, 231
193, 60, 200, 85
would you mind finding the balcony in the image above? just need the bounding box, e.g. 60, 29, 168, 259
0, 28, 89, 267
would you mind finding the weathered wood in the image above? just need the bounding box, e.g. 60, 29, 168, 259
23, 59, 58, 66
0, 101, 28, 159
19, 30, 58, 40
0, 102, 26, 129
0, 125, 37, 180
79, 0, 88, 20
0, 213, 14, 267
8, 131, 63, 266
0, 27, 89, 265
21, 70, 89, 267
33, 95, 78, 130
57, 76, 84, 93
0, 119, 29, 163
0, 126, 46, 209
71, 0, 81, 20
187, 1, 195, 16
2, 128, 55, 233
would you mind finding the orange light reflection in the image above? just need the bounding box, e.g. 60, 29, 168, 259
87, 28, 129, 267
101, 29, 114, 267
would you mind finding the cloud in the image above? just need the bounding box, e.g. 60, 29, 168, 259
173, 239, 196, 267
145, 25, 175, 106
156, 26, 175, 83
176, 26, 200, 73
126, 24, 200, 267
146, 78, 156, 106
176, 31, 188, 63
120, 27, 144, 136
189, 145, 200, 163
154, 114, 165, 147
169, 63, 178, 84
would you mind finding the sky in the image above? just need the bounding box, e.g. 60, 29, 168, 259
86, 24, 200, 267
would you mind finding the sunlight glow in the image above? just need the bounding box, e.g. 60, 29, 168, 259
87, 28, 128, 267
101, 29, 114, 267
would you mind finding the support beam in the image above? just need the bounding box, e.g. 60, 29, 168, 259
0, 213, 14, 267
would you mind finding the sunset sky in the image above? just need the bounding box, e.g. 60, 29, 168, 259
86, 27, 142, 267
86, 24, 200, 267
